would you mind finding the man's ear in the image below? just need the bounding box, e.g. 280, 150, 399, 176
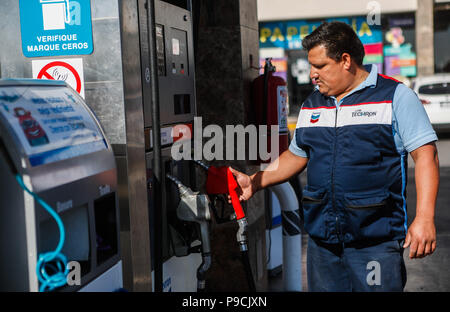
341, 52, 352, 70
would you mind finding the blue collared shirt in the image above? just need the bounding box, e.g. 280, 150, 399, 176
289, 64, 438, 158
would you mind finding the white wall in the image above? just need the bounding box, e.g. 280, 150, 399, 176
257, 0, 417, 21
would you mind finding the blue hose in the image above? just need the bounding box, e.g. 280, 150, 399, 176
15, 174, 68, 292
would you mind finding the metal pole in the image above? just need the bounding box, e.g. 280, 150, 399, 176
118, 0, 153, 292
147, 0, 163, 292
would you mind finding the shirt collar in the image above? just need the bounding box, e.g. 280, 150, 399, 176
344, 64, 378, 94
362, 64, 378, 88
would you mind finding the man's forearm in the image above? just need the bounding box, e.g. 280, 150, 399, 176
250, 149, 308, 192
411, 143, 439, 221
404, 142, 439, 258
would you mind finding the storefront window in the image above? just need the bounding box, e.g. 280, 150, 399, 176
434, 6, 450, 73
381, 13, 416, 78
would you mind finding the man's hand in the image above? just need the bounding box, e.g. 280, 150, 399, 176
403, 218, 436, 259
228, 167, 257, 202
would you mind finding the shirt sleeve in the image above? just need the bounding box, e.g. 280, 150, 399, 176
392, 83, 438, 153
289, 116, 308, 158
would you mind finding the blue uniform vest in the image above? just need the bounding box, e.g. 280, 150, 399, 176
295, 74, 407, 244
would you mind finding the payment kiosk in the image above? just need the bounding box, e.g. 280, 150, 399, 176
0, 79, 122, 292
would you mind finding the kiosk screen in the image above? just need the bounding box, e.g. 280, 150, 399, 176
0, 85, 106, 166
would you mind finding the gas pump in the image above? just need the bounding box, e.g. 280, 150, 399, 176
143, 0, 210, 292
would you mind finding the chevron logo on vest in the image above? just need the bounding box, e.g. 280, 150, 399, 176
310, 112, 321, 123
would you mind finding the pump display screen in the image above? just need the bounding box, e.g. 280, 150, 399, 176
0, 85, 106, 166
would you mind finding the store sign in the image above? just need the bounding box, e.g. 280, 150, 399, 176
259, 17, 383, 68
19, 0, 93, 57
259, 17, 382, 49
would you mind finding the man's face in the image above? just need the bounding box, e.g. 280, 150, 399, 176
308, 45, 347, 97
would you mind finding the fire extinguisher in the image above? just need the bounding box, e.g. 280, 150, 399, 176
252, 58, 289, 164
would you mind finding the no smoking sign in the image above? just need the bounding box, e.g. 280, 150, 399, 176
32, 58, 85, 98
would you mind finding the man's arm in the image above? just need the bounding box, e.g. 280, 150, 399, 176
229, 149, 308, 201
252, 149, 308, 191
403, 142, 439, 259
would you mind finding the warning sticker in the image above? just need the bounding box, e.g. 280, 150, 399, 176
277, 85, 288, 134
32, 58, 85, 98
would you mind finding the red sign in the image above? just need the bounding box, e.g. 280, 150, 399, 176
37, 61, 82, 93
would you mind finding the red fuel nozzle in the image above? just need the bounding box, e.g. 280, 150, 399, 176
206, 166, 245, 220
226, 168, 245, 220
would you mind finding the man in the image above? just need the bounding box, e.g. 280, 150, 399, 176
230, 21, 439, 291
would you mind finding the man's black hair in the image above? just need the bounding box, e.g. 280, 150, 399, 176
302, 21, 365, 66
